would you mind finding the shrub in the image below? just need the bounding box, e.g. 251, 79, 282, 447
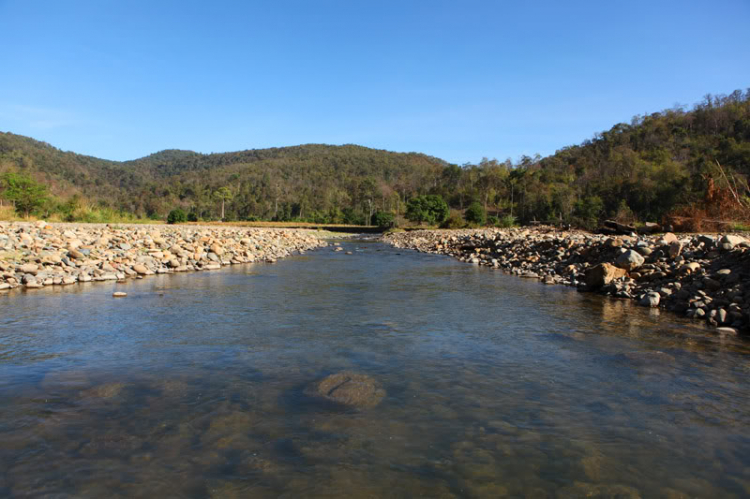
167, 208, 187, 224
372, 211, 395, 228
405, 195, 449, 225
487, 215, 500, 227
614, 199, 636, 224
573, 196, 604, 229
499, 214, 517, 228
342, 207, 366, 225
464, 202, 486, 225
440, 211, 466, 229
187, 210, 199, 222
1, 172, 47, 217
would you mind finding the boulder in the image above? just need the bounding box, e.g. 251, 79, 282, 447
585, 263, 627, 289
635, 246, 652, 257
307, 371, 386, 409
68, 249, 85, 260
639, 292, 660, 308
716, 327, 738, 335
615, 250, 644, 271
659, 232, 678, 245
19, 263, 39, 275
703, 277, 721, 291
668, 241, 682, 259
719, 234, 747, 250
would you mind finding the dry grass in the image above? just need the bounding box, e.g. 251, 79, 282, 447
0, 206, 33, 222
666, 182, 750, 232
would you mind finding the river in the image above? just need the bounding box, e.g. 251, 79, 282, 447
1, 239, 749, 497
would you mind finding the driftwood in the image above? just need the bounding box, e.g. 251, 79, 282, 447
598, 220, 636, 235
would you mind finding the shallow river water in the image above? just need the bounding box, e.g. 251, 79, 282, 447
1, 239, 750, 498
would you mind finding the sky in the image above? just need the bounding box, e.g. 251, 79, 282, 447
1, 0, 749, 165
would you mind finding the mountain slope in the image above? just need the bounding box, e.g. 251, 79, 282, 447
1, 88, 749, 226
0, 133, 448, 221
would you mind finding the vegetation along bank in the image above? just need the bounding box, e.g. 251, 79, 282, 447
385, 228, 750, 335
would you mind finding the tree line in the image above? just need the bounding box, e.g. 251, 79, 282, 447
2, 89, 749, 227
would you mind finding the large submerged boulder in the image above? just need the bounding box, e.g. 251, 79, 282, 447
307, 371, 386, 409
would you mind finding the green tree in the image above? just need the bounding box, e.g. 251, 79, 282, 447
464, 202, 486, 225
405, 195, 449, 225
187, 207, 199, 222
573, 196, 604, 228
213, 187, 233, 220
167, 208, 187, 224
371, 211, 395, 228
1, 172, 47, 217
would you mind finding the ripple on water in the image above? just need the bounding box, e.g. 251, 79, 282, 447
1, 240, 750, 497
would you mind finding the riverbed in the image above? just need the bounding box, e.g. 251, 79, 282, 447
1, 239, 749, 497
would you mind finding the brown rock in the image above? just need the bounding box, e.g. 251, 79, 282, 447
585, 263, 627, 288
668, 241, 682, 259
19, 263, 39, 274
661, 232, 678, 244
132, 264, 150, 275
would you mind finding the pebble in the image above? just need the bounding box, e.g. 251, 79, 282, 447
0, 223, 327, 296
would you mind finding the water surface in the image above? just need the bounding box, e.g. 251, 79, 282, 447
1, 240, 749, 498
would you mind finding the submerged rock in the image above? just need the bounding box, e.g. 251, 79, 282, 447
307, 371, 386, 409
557, 481, 641, 498
639, 292, 660, 308
617, 351, 676, 366
80, 382, 127, 400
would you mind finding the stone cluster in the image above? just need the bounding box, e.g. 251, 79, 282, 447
0, 221, 326, 291
386, 228, 750, 334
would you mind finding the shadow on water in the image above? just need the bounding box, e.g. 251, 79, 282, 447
1, 239, 750, 497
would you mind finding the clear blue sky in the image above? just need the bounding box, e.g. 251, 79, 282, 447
1, 0, 748, 165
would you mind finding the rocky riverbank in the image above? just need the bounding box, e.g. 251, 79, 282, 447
0, 222, 327, 292
385, 228, 750, 334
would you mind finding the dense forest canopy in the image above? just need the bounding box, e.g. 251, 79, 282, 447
1, 89, 749, 226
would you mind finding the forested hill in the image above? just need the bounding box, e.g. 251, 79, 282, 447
1, 88, 749, 226
0, 134, 448, 222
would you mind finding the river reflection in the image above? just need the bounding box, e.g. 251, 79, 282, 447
1, 240, 749, 498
